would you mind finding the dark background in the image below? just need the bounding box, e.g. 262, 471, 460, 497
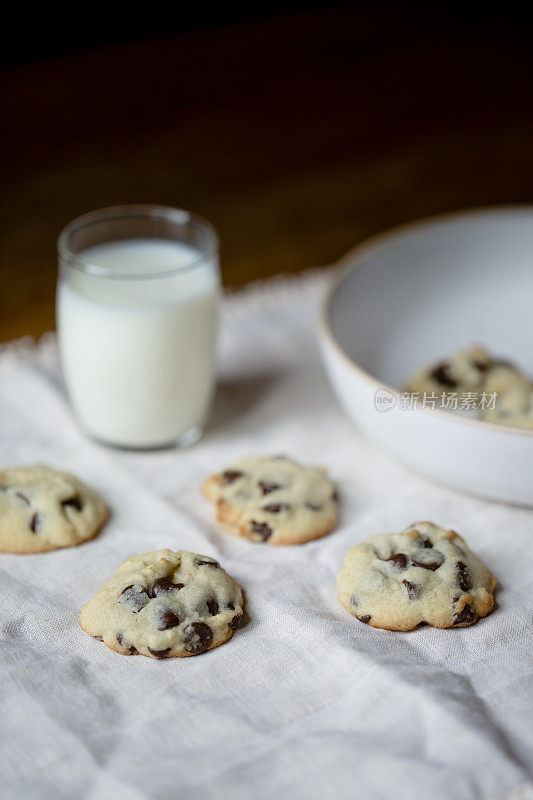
2, 2, 532, 340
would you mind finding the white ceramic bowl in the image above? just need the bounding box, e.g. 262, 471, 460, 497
319, 207, 533, 506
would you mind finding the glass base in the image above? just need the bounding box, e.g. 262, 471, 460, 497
86, 424, 203, 452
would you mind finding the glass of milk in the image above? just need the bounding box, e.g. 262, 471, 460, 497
56, 205, 220, 449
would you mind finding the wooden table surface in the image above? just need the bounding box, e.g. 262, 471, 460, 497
2, 4, 532, 341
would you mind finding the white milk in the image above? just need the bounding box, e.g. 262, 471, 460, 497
57, 239, 219, 448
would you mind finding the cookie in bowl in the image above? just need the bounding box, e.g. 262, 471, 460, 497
481, 363, 533, 430
405, 345, 493, 398
406, 345, 533, 429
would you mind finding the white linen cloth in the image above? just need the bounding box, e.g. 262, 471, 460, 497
0, 271, 532, 800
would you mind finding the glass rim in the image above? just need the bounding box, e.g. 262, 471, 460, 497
57, 204, 219, 280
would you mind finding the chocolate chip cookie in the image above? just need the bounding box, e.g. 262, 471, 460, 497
0, 465, 108, 553
405, 345, 493, 397
202, 455, 338, 545
481, 363, 533, 430
406, 345, 533, 430
337, 521, 496, 630
79, 549, 244, 658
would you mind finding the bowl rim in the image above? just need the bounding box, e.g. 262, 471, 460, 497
320, 205, 533, 438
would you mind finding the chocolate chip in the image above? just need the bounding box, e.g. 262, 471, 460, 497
453, 603, 477, 625
155, 609, 181, 631
195, 558, 220, 568
119, 584, 150, 612
226, 601, 243, 629
430, 363, 457, 388
250, 520, 273, 541
61, 495, 83, 511
15, 491, 30, 506
305, 502, 322, 511
332, 489, 339, 502
356, 615, 371, 624
411, 549, 445, 571
29, 513, 41, 533
206, 598, 219, 616
229, 613, 243, 630
263, 503, 290, 513
183, 622, 213, 654
403, 580, 421, 600
411, 560, 441, 571
151, 578, 184, 597
148, 647, 171, 658
419, 537, 433, 548
222, 470, 243, 484
116, 632, 137, 653
474, 360, 491, 373
388, 553, 408, 570
456, 561, 472, 591
258, 481, 281, 495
